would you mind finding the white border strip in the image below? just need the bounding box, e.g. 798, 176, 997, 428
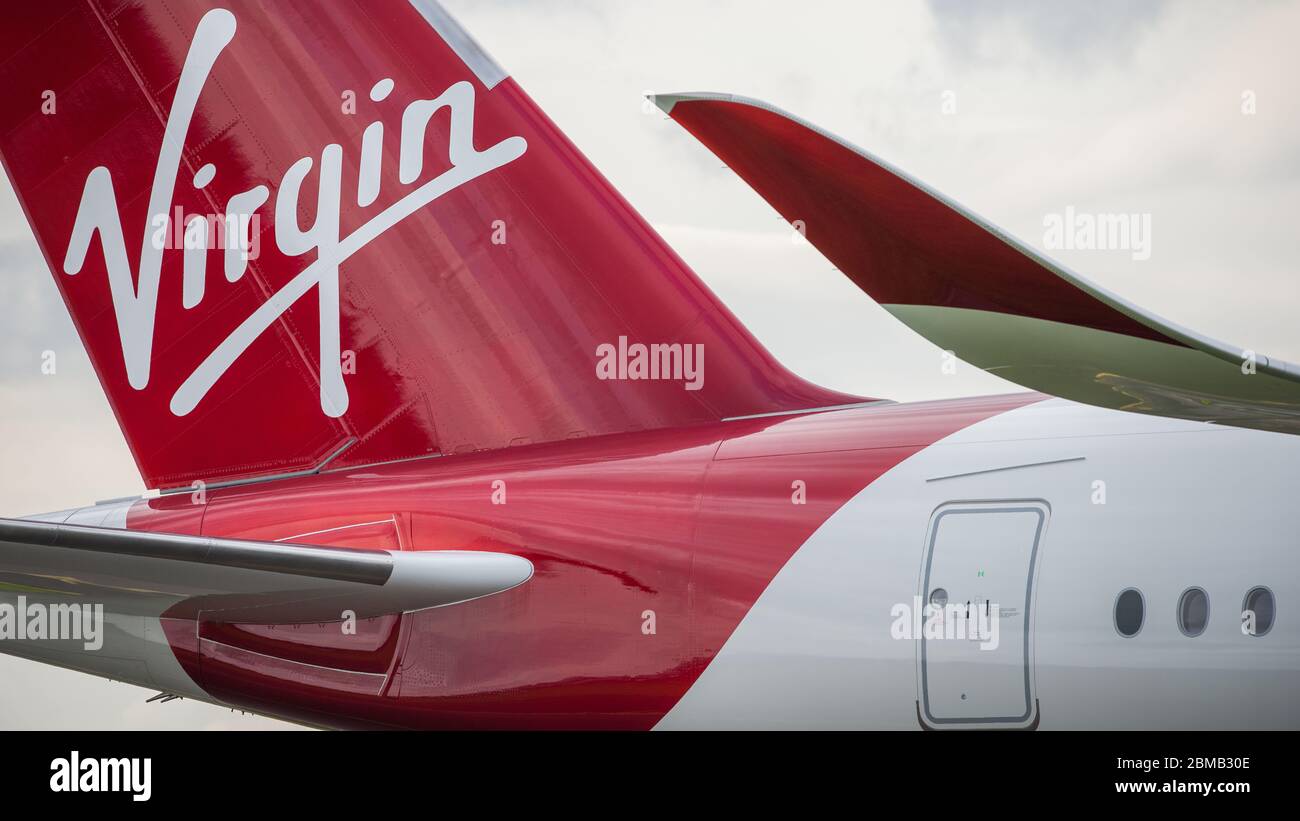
409, 0, 508, 90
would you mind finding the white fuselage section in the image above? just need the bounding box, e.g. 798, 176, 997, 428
659, 398, 1300, 729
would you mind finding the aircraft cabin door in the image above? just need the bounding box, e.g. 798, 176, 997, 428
918, 501, 1047, 729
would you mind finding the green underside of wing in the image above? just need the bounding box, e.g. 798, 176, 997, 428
885, 304, 1300, 435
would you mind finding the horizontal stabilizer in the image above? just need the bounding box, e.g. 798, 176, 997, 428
0, 517, 532, 624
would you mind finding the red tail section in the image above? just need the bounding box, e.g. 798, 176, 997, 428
0, 1, 863, 489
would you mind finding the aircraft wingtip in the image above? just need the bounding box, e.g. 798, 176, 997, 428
646, 93, 680, 115
647, 92, 725, 116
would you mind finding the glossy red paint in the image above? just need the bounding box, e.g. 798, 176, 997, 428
661, 96, 1183, 347
2, 1, 1048, 729
0, 1, 863, 491
147, 394, 1038, 729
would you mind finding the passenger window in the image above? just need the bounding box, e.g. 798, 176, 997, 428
1177, 587, 1209, 637
1242, 587, 1275, 637
1114, 588, 1144, 637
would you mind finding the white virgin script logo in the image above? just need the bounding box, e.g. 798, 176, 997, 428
61, 8, 527, 418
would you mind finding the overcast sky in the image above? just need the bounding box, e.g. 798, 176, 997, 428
2, 0, 1298, 729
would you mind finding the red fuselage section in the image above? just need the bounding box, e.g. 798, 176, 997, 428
134, 394, 1034, 729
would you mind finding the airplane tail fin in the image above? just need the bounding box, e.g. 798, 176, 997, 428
0, 1, 862, 490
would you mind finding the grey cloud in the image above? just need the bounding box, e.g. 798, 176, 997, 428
928, 0, 1168, 66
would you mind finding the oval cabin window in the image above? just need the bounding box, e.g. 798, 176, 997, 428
1243, 587, 1275, 637
1114, 588, 1144, 637
1178, 587, 1209, 637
